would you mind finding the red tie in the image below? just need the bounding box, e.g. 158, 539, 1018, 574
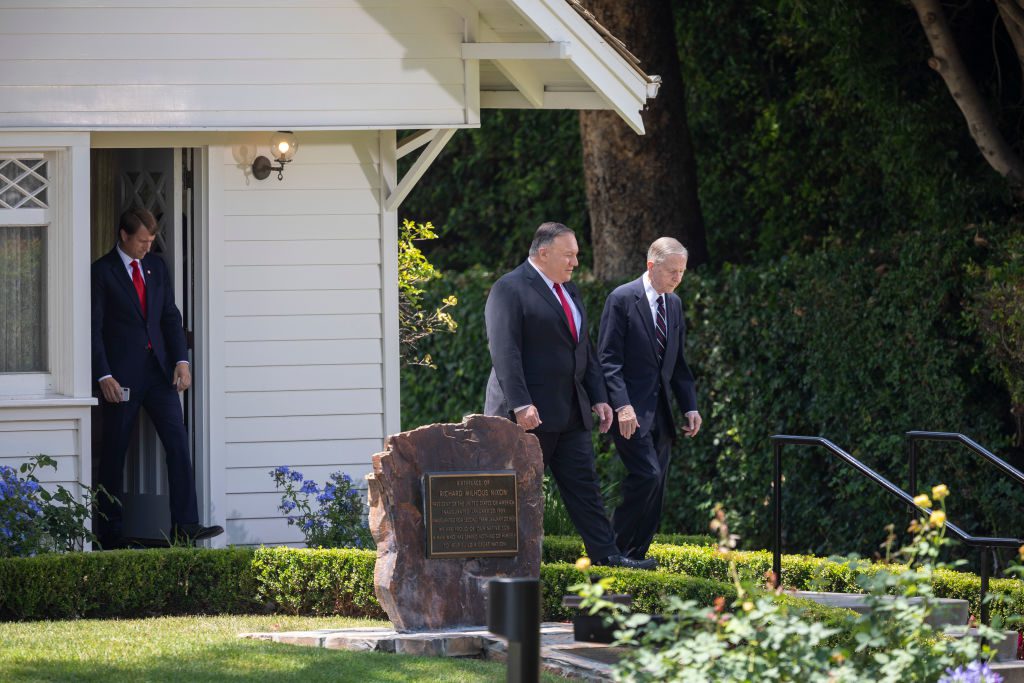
552, 283, 578, 343
131, 259, 147, 318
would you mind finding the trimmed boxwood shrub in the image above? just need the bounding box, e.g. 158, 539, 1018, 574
543, 534, 715, 564
0, 547, 259, 620
250, 547, 382, 618
3, 541, 1009, 632
648, 543, 1024, 623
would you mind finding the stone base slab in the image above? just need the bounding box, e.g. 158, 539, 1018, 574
240, 622, 617, 680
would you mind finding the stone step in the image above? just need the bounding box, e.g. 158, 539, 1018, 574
788, 591, 969, 629
943, 628, 1019, 662
991, 660, 1024, 683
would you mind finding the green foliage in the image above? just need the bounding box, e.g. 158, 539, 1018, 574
0, 455, 114, 556
399, 110, 589, 272
968, 231, 1024, 442
643, 542, 1024, 625
579, 500, 1002, 682
674, 0, 1009, 264
269, 467, 374, 550
543, 534, 716, 564
0, 547, 260, 620
250, 547, 382, 618
541, 562, 740, 621
398, 219, 457, 367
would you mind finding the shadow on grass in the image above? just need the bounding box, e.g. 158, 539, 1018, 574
1, 639, 517, 683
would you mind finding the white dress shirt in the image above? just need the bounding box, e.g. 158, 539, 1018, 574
526, 257, 582, 332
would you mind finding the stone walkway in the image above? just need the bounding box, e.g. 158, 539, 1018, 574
239, 622, 620, 680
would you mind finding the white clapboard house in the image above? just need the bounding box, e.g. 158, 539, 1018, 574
0, 0, 658, 546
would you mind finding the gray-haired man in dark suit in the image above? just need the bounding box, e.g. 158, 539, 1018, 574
598, 237, 701, 562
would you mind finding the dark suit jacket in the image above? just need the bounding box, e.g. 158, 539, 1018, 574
598, 276, 697, 437
484, 260, 608, 433
91, 248, 188, 389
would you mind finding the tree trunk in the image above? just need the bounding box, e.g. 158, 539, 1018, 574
911, 0, 1024, 197
579, 0, 708, 281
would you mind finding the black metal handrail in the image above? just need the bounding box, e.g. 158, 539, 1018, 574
907, 430, 1024, 501
772, 434, 1024, 625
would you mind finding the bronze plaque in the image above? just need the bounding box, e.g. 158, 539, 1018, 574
423, 470, 518, 558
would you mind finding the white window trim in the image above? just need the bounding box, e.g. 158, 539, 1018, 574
0, 135, 88, 401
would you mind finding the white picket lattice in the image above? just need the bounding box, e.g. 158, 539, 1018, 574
0, 158, 49, 209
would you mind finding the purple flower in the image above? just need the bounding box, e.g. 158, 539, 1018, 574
280, 500, 296, 513
317, 483, 336, 504
272, 466, 290, 477
289, 470, 305, 482
300, 480, 318, 494
940, 662, 1003, 683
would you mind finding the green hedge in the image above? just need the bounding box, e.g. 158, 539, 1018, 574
647, 543, 1024, 624
0, 547, 261, 620
250, 547, 382, 618
5, 542, 1013, 631
543, 534, 715, 565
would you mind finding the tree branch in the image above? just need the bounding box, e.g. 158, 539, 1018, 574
911, 0, 1024, 196
995, 0, 1024, 87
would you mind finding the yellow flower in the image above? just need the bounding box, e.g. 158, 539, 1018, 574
913, 494, 932, 508
932, 484, 949, 501
575, 557, 592, 571
1018, 544, 1024, 561
742, 601, 755, 612
929, 510, 946, 527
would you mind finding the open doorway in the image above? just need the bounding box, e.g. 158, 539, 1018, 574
89, 147, 200, 542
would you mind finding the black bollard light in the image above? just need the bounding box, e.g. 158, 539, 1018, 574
488, 577, 541, 683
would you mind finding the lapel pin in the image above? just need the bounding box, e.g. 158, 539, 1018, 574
146, 270, 151, 275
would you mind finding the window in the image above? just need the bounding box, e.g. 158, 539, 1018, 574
0, 154, 56, 393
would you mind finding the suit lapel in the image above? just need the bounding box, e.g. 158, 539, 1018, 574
632, 278, 660, 362
109, 250, 145, 320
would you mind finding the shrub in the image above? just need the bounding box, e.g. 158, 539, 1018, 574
0, 547, 259, 620
578, 497, 1004, 682
0, 455, 112, 556
645, 542, 1024, 624
250, 546, 382, 618
270, 466, 374, 549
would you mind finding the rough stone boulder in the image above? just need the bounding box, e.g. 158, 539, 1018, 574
367, 414, 544, 632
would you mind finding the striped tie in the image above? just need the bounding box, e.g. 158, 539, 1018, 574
655, 295, 667, 360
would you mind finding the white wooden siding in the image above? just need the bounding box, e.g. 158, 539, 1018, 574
209, 132, 385, 546
0, 2, 470, 129
0, 406, 91, 499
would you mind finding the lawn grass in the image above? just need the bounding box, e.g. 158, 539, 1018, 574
0, 614, 565, 682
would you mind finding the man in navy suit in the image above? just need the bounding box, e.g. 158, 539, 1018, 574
485, 222, 655, 570
598, 237, 701, 562
92, 208, 222, 547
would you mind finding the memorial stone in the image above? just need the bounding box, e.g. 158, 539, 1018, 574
367, 415, 544, 631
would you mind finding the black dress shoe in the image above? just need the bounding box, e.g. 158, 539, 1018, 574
171, 523, 224, 544
596, 554, 658, 571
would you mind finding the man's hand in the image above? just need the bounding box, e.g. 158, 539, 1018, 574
593, 402, 613, 434
616, 404, 639, 440
514, 405, 542, 431
682, 410, 702, 438
99, 376, 123, 403
173, 362, 192, 393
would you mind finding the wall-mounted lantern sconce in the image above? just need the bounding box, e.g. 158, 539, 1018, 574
251, 131, 298, 180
